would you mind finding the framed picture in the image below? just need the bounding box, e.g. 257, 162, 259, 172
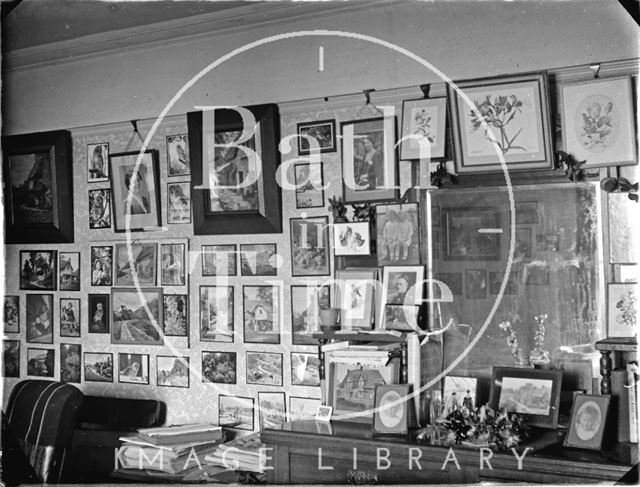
514, 228, 532, 260
341, 116, 398, 203
246, 351, 283, 386
333, 222, 371, 256
515, 201, 538, 224
449, 72, 553, 173
161, 243, 186, 286
258, 392, 286, 429
443, 376, 479, 415
564, 394, 611, 450
335, 269, 377, 331
218, 395, 254, 430
526, 264, 550, 286
2, 130, 74, 243
163, 295, 188, 337
536, 233, 560, 252
465, 269, 488, 299
115, 242, 157, 286
489, 271, 519, 296
188, 104, 282, 235
315, 405, 333, 422
60, 343, 81, 383
4, 296, 20, 333
489, 366, 563, 429
444, 207, 500, 260
87, 142, 109, 182
297, 119, 337, 155
243, 285, 280, 344
88, 189, 112, 229
290, 217, 330, 276
609, 193, 638, 265
166, 134, 190, 176
60, 298, 81, 337
59, 252, 80, 291
27, 348, 54, 377
202, 244, 237, 277
373, 384, 412, 434
118, 353, 149, 384
110, 288, 163, 345
289, 397, 322, 421
110, 149, 162, 232
20, 250, 56, 290
607, 282, 638, 338
200, 286, 234, 342
88, 294, 109, 334
202, 352, 237, 384
90, 246, 113, 286
84, 352, 113, 382
290, 352, 320, 386
561, 76, 637, 168
381, 266, 424, 309
3, 340, 20, 378
157, 356, 189, 388
435, 272, 462, 296
400, 97, 448, 160
240, 244, 278, 276
26, 294, 53, 344
294, 163, 325, 209
383, 305, 420, 332
376, 203, 420, 265
291, 285, 330, 344
167, 182, 191, 224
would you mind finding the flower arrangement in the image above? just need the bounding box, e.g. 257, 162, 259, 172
498, 320, 522, 365
327, 196, 347, 222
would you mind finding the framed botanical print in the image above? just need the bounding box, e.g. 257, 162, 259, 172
200, 286, 234, 343
59, 252, 80, 291
88, 188, 112, 229
110, 287, 163, 345
20, 250, 56, 290
607, 282, 637, 338
290, 216, 330, 276
400, 97, 448, 160
297, 119, 337, 155
166, 134, 190, 176
114, 242, 157, 286
335, 269, 378, 331
87, 142, 109, 182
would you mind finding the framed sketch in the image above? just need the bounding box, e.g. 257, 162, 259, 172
290, 216, 330, 276
88, 188, 112, 229
297, 119, 337, 155
607, 282, 637, 338
200, 286, 234, 343
3, 341, 20, 378
110, 149, 162, 232
166, 134, 190, 176
218, 395, 254, 430
59, 252, 80, 291
202, 244, 236, 276
335, 269, 378, 331
290, 285, 330, 344
118, 353, 149, 384
3, 130, 74, 243
444, 207, 500, 260
290, 352, 320, 386
90, 246, 113, 286
443, 376, 479, 415
515, 201, 538, 224
161, 243, 186, 286
294, 163, 325, 209
289, 396, 322, 421
564, 394, 611, 450
163, 295, 188, 337
202, 352, 236, 384
400, 97, 448, 160
376, 203, 420, 265
449, 72, 553, 173
333, 222, 371, 256
246, 351, 283, 386
381, 266, 424, 309
341, 116, 398, 203
258, 392, 286, 429
188, 104, 282, 235
243, 285, 280, 344
87, 142, 109, 182
157, 355, 190, 388
27, 348, 54, 377
240, 244, 278, 276
84, 352, 113, 382
26, 294, 53, 344
88, 294, 109, 334
115, 242, 157, 286
561, 76, 637, 168
4, 296, 20, 333
167, 182, 191, 224
60, 298, 81, 337
60, 344, 81, 383
111, 288, 163, 345
20, 250, 56, 290
373, 384, 412, 434
465, 269, 488, 299
315, 405, 333, 422
383, 305, 420, 332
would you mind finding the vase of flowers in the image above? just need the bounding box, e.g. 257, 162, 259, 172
498, 320, 528, 366
529, 313, 551, 369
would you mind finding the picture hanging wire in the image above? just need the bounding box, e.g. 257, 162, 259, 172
124, 120, 145, 152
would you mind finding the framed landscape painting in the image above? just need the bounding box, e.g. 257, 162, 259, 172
110, 288, 163, 345
259, 392, 286, 429
202, 352, 236, 384
202, 244, 237, 276
246, 351, 283, 386
59, 252, 80, 291
243, 285, 280, 344
294, 163, 325, 209
157, 355, 190, 388
218, 395, 254, 430
114, 242, 157, 286
20, 250, 56, 290
84, 352, 113, 382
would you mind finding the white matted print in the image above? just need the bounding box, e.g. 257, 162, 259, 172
333, 222, 371, 256
376, 203, 420, 265
118, 353, 149, 384
607, 282, 637, 337
157, 355, 189, 388
401, 97, 448, 160
219, 395, 254, 430
166, 134, 190, 176
335, 269, 377, 330
289, 397, 322, 421
87, 142, 109, 182
259, 392, 286, 429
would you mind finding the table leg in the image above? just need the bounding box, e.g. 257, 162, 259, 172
599, 350, 612, 395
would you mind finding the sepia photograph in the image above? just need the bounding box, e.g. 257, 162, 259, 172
163, 295, 188, 337
59, 252, 80, 291
443, 376, 478, 416
297, 119, 336, 155
115, 242, 157, 286
4, 296, 20, 333
202, 351, 236, 384
202, 244, 237, 276
290, 217, 330, 276
499, 376, 553, 415
218, 395, 254, 430
111, 288, 163, 345
243, 285, 280, 344
381, 266, 424, 308
157, 355, 189, 388
83, 352, 113, 382
167, 182, 191, 224
294, 163, 325, 208
60, 343, 81, 383
200, 286, 234, 342
118, 353, 149, 384
87, 142, 109, 182
90, 246, 113, 286
88, 188, 112, 229
166, 134, 190, 176
26, 293, 53, 343
20, 250, 56, 290
564, 394, 611, 450
88, 294, 109, 334
240, 243, 278, 276
376, 203, 420, 265
27, 348, 54, 377
60, 298, 81, 337
246, 351, 283, 386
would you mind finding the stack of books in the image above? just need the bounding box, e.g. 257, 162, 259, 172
204, 432, 267, 473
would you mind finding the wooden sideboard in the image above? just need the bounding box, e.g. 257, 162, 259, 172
261, 420, 638, 484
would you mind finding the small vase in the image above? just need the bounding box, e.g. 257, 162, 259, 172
529, 349, 550, 369
319, 308, 341, 331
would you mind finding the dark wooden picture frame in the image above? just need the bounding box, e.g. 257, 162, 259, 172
20, 250, 57, 291
373, 384, 413, 435
564, 394, 611, 450
83, 352, 113, 382
297, 119, 337, 155
246, 351, 283, 386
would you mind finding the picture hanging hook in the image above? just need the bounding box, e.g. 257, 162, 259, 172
590, 63, 601, 79
420, 84, 431, 99
125, 119, 145, 152
363, 88, 374, 105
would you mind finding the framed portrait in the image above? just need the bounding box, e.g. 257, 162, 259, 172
60, 343, 81, 383
373, 384, 413, 434
200, 286, 234, 343
110, 287, 163, 345
341, 116, 398, 203
115, 242, 157, 286
90, 246, 113, 286
526, 264, 550, 286
444, 207, 500, 260
449, 72, 553, 173
118, 353, 149, 384
290, 216, 330, 276
515, 201, 538, 224
60, 298, 81, 337
3, 340, 20, 378
202, 352, 237, 384
26, 294, 53, 344
218, 395, 254, 430
607, 282, 637, 338
383, 305, 420, 332
259, 392, 286, 430
560, 76, 637, 168
59, 252, 80, 291
489, 271, 519, 296
465, 269, 488, 299
289, 396, 322, 421
246, 351, 283, 386
84, 352, 113, 382
294, 163, 325, 209
564, 394, 611, 450
380, 266, 424, 310
4, 296, 20, 333
166, 134, 190, 176
240, 244, 278, 276
335, 269, 378, 331
243, 285, 280, 344
297, 119, 337, 155
20, 250, 56, 290
333, 222, 371, 256
202, 244, 237, 276
489, 366, 563, 429
27, 348, 54, 377
400, 97, 448, 160
157, 355, 190, 388
167, 182, 191, 224
88, 294, 109, 334
88, 188, 112, 229
443, 376, 479, 415
163, 295, 188, 337
188, 104, 282, 235
376, 203, 421, 265
290, 352, 320, 386
110, 149, 162, 232
435, 272, 462, 296
87, 142, 109, 182
161, 243, 186, 286
2, 130, 74, 243
514, 228, 532, 260
290, 285, 330, 344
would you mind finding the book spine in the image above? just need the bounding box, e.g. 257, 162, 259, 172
628, 362, 638, 444
407, 333, 421, 425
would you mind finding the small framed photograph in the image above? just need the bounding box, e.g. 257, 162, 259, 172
167, 182, 191, 224
166, 134, 190, 176
87, 142, 109, 182
27, 348, 54, 377
515, 228, 532, 260
4, 296, 20, 333
115, 242, 157, 286
200, 286, 234, 343
88, 294, 109, 334
157, 355, 189, 388
400, 97, 448, 160
26, 293, 53, 344
246, 351, 283, 386
290, 217, 330, 276
315, 405, 333, 422
259, 392, 286, 429
381, 266, 424, 308
515, 201, 538, 225
564, 394, 611, 450
526, 264, 550, 286
161, 243, 186, 286
335, 269, 377, 331
291, 285, 330, 344
90, 246, 113, 286
3, 340, 20, 378
20, 250, 56, 290
202, 352, 237, 384
297, 119, 337, 155
443, 376, 479, 415
60, 298, 81, 337
536, 234, 560, 252
84, 352, 113, 382
111, 287, 163, 345
60, 343, 81, 383
289, 396, 322, 421
59, 252, 80, 291
290, 352, 320, 386
383, 305, 420, 331
333, 222, 371, 256
373, 384, 412, 434
202, 244, 237, 276
489, 271, 519, 296
118, 353, 149, 384
163, 295, 188, 337
219, 395, 254, 430
88, 188, 112, 229
240, 244, 278, 276
243, 285, 280, 344
376, 203, 420, 265
444, 207, 500, 260
294, 163, 325, 209
607, 282, 638, 338
465, 269, 488, 299
435, 272, 462, 296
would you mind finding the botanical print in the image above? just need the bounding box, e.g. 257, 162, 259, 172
60, 298, 81, 337
290, 217, 330, 276
290, 352, 320, 386
91, 246, 113, 286
336, 270, 376, 330
200, 286, 234, 342
218, 395, 254, 430
246, 351, 283, 386
8, 152, 54, 225
111, 288, 163, 345
333, 222, 371, 256
240, 244, 278, 276
161, 244, 185, 286
166, 134, 190, 176
59, 252, 80, 291
608, 283, 637, 338
376, 203, 420, 265
401, 97, 447, 160
87, 142, 109, 181
202, 352, 236, 384
167, 182, 191, 224
294, 163, 325, 208
27, 348, 54, 377
60, 343, 81, 383
84, 352, 113, 382
20, 250, 56, 290
4, 296, 19, 333
26, 294, 53, 343
88, 294, 109, 334
3, 341, 20, 378
157, 356, 189, 388
243, 286, 280, 344
202, 245, 237, 276
115, 243, 157, 286
118, 353, 149, 384
163, 295, 188, 336
88, 188, 111, 229
259, 392, 286, 429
